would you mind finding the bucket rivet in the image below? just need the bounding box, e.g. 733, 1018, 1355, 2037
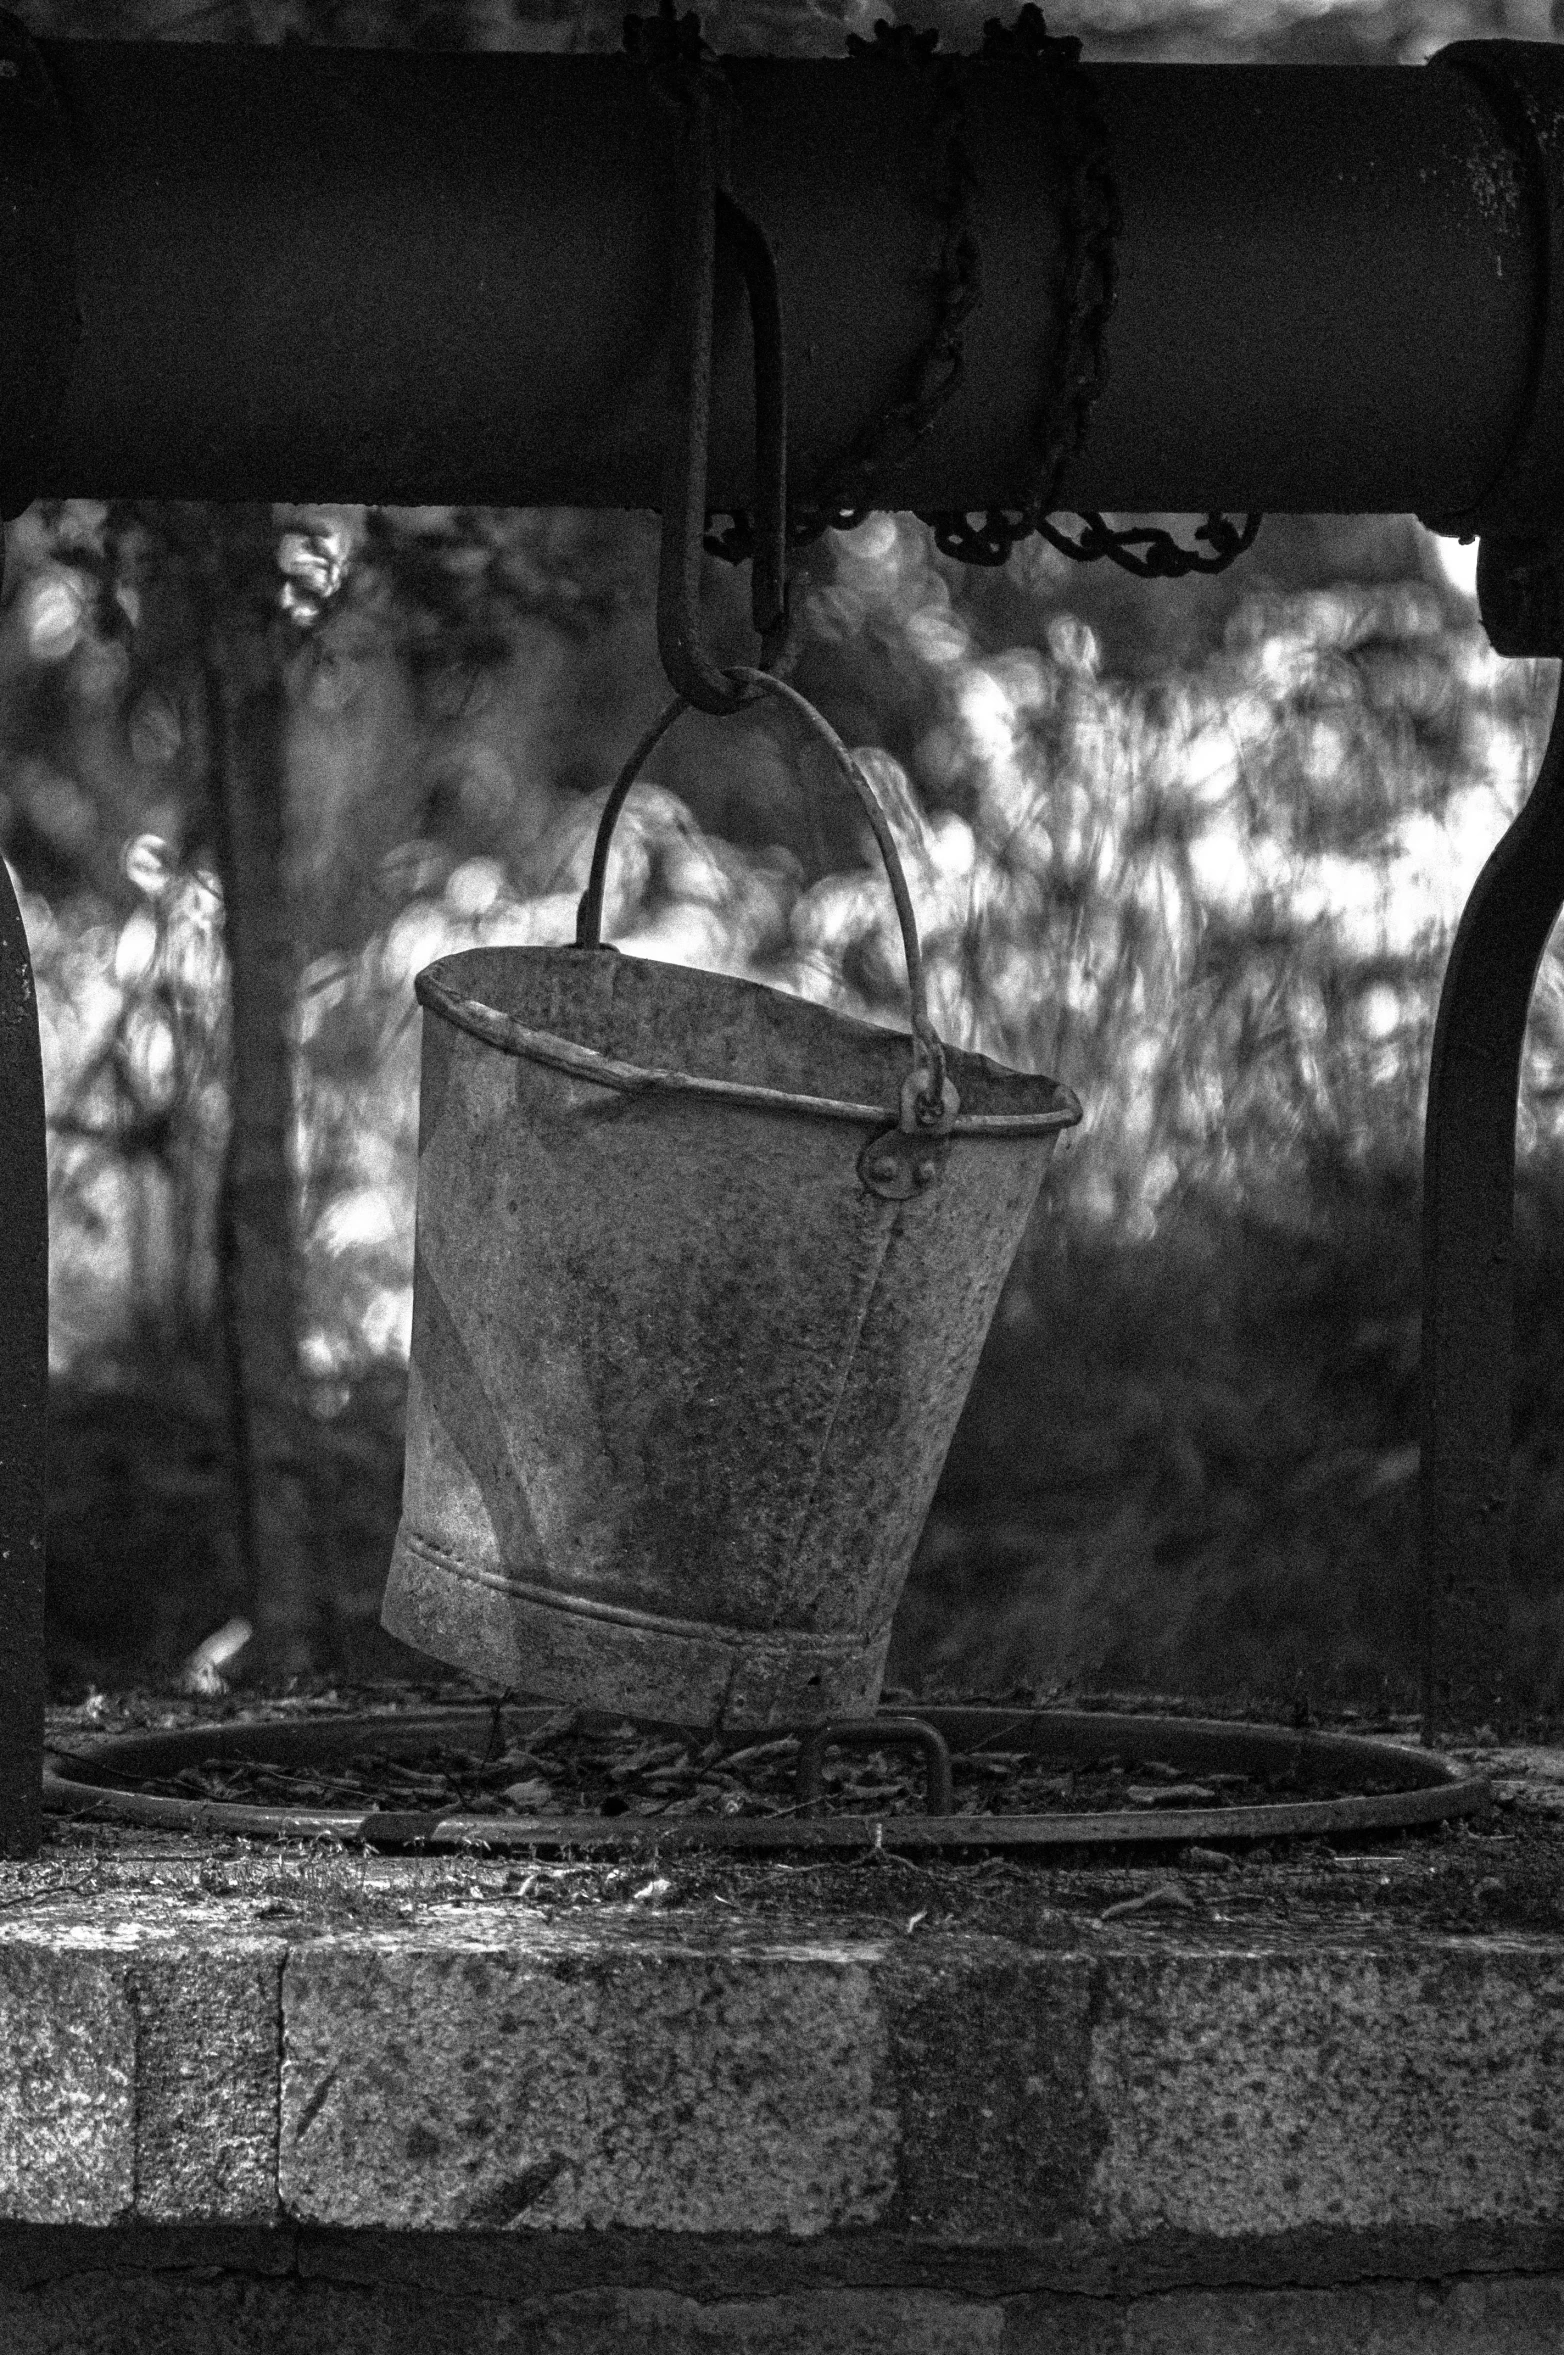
871, 1155, 900, 1182
914, 1159, 937, 1187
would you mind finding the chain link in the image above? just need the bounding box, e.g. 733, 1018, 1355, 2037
702, 13, 984, 566
1037, 509, 1264, 577
623, 0, 725, 110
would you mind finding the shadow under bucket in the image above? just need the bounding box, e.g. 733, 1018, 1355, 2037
381, 676, 1081, 1728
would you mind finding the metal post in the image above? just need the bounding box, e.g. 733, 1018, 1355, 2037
1420, 542, 1564, 1732
0, 852, 47, 1857
1415, 43, 1564, 1733
0, 11, 83, 1856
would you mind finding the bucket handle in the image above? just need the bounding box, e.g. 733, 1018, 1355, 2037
576, 666, 959, 1134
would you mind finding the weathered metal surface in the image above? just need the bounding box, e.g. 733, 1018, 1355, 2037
0, 857, 46, 1859
381, 947, 1070, 1724
381, 681, 1075, 1722
1422, 43, 1564, 541
0, 41, 1522, 523
40, 1704, 1489, 1854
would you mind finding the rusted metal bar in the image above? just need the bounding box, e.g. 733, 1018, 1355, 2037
0, 39, 1541, 523
42, 1703, 1489, 1854
794, 1716, 956, 1815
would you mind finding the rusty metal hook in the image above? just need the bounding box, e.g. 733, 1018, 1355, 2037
656, 73, 788, 715
719, 194, 788, 665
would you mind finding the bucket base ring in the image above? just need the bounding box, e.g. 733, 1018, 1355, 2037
383, 1526, 891, 1732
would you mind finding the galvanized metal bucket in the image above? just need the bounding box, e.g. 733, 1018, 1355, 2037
381, 671, 1081, 1728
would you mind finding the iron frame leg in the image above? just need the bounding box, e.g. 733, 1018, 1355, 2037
0, 851, 46, 1855
1421, 537, 1564, 1734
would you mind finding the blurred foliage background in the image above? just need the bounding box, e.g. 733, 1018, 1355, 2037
19, 0, 1564, 1717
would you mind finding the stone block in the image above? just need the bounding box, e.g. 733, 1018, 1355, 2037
1088, 1942, 1564, 2242
0, 1947, 133, 2224
0, 1910, 283, 2230
10, 1867, 1564, 2277
880, 1943, 1101, 2239
133, 1944, 282, 2224
280, 1927, 898, 2233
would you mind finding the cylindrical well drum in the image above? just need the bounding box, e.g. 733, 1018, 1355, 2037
381, 946, 1076, 1727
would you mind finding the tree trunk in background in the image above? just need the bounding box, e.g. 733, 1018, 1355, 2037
183, 503, 316, 1679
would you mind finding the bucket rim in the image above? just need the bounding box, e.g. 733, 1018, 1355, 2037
415, 956, 1083, 1140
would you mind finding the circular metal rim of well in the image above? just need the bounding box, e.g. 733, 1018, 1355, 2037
40, 1704, 1491, 1855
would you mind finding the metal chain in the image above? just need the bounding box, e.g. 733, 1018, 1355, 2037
916, 4, 1117, 569
699, 4, 1261, 584
792, 22, 982, 532
623, 0, 725, 114
704, 19, 984, 564
1037, 509, 1264, 577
